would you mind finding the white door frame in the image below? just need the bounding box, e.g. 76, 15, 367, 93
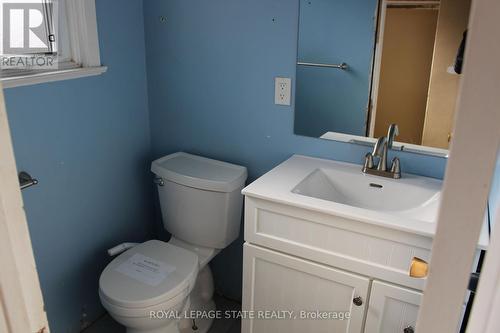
416, 0, 500, 331
466, 205, 500, 332
0, 84, 49, 332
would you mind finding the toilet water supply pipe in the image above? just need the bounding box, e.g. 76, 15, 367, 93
107, 243, 139, 256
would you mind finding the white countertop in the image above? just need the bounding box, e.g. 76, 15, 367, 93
242, 155, 489, 250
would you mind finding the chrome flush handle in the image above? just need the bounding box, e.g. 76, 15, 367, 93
153, 177, 164, 186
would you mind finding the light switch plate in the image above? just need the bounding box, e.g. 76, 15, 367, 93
275, 77, 291, 106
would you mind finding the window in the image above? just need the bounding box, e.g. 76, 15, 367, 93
0, 0, 106, 88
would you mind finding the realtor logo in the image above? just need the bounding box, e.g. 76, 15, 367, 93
1, 1, 58, 69
3, 3, 52, 53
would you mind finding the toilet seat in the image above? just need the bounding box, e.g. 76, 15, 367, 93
99, 240, 198, 310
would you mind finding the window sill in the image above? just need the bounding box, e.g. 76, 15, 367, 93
1, 66, 108, 89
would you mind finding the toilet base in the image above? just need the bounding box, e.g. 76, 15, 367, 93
179, 265, 216, 333
179, 299, 216, 333
127, 320, 179, 333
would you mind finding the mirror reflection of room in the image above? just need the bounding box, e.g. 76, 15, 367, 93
294, 0, 471, 151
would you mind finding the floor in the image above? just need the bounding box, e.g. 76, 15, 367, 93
83, 295, 241, 333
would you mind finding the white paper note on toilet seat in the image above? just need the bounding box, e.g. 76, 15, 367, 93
115, 253, 176, 286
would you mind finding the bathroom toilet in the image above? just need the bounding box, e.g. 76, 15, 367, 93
99, 152, 247, 333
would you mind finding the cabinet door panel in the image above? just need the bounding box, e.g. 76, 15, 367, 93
242, 243, 369, 333
364, 280, 422, 333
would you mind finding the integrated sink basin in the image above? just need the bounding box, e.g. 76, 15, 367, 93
292, 167, 441, 220
242, 154, 489, 253
242, 154, 449, 237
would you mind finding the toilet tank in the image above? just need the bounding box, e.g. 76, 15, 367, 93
151, 153, 247, 249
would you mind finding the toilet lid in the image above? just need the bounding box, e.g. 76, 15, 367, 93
99, 240, 198, 309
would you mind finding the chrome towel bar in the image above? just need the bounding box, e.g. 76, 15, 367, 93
19, 171, 38, 190
297, 61, 348, 70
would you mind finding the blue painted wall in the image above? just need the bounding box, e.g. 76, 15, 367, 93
4, 0, 152, 332
295, 0, 376, 137
143, 0, 447, 300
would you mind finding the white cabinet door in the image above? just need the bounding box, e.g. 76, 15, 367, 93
242, 243, 370, 333
364, 280, 422, 333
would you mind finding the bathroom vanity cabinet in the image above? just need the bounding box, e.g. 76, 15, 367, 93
240, 155, 486, 333
241, 197, 427, 333
241, 196, 473, 333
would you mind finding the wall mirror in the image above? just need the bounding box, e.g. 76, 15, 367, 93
294, 0, 471, 157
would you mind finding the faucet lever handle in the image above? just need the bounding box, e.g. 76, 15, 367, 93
391, 157, 401, 179
363, 153, 374, 171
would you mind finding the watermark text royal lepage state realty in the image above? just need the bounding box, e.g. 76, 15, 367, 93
1, 1, 58, 70
150, 310, 352, 321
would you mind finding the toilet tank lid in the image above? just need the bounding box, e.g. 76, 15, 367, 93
151, 152, 247, 193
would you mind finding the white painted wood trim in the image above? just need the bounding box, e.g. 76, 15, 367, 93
0, 84, 49, 332
1, 66, 107, 89
415, 0, 500, 331
466, 204, 500, 332
368, 0, 387, 137
0, 296, 10, 333
0, 0, 104, 89
65, 0, 101, 67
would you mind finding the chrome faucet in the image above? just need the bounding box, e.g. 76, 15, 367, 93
362, 124, 401, 179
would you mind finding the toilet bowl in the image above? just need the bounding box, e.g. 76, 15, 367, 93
99, 240, 198, 333
99, 152, 247, 333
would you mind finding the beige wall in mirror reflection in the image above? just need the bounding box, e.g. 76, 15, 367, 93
372, 0, 470, 150
422, 0, 471, 148
374, 7, 438, 145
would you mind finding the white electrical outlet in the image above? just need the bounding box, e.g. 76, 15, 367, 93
274, 77, 291, 106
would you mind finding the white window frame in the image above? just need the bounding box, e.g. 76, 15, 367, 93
1, 0, 107, 89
